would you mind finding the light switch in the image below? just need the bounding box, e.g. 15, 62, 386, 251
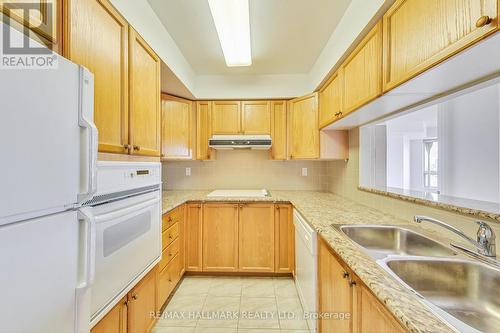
301, 167, 308, 177
185, 167, 191, 176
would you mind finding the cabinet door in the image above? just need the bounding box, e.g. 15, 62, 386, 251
270, 101, 287, 160
129, 27, 161, 157
289, 93, 320, 159
161, 94, 194, 160
211, 101, 241, 134
241, 101, 271, 134
202, 204, 239, 272
196, 101, 214, 160
319, 70, 343, 128
383, 0, 498, 91
66, 0, 129, 154
342, 21, 382, 114
355, 284, 406, 333
128, 267, 157, 333
1, 0, 61, 52
238, 203, 275, 272
185, 203, 203, 272
274, 204, 294, 274
91, 296, 127, 333
318, 238, 353, 333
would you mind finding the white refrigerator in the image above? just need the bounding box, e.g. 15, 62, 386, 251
0, 23, 97, 333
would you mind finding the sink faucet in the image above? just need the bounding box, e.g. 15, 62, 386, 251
414, 215, 496, 258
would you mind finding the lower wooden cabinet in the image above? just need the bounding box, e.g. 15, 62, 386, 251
274, 204, 295, 274
127, 267, 157, 333
238, 203, 275, 272
318, 238, 406, 333
202, 203, 239, 272
185, 203, 203, 271
91, 296, 128, 333
157, 252, 183, 308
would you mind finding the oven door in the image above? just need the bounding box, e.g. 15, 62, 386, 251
88, 190, 161, 323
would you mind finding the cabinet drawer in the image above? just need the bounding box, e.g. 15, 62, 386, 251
157, 253, 182, 307
162, 206, 184, 231
162, 222, 179, 250
159, 237, 180, 272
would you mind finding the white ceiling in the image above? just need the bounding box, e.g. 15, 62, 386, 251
148, 0, 351, 76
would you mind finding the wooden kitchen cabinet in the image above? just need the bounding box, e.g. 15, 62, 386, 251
274, 204, 294, 274
129, 27, 161, 157
383, 0, 498, 92
65, 0, 130, 154
270, 101, 288, 160
238, 203, 275, 272
202, 203, 239, 272
127, 267, 157, 333
318, 237, 406, 333
318, 238, 353, 333
161, 94, 195, 160
1, 0, 62, 52
319, 70, 343, 128
185, 203, 203, 272
91, 296, 128, 333
211, 101, 241, 134
196, 101, 214, 160
288, 93, 320, 159
342, 21, 382, 114
241, 101, 271, 134
355, 283, 406, 333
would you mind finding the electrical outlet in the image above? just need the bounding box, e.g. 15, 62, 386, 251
185, 167, 191, 176
301, 167, 308, 177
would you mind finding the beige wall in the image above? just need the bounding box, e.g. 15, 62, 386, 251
327, 128, 500, 252
162, 150, 331, 190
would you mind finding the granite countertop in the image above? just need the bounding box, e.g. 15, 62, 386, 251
162, 190, 459, 333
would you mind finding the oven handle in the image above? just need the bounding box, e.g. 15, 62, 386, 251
94, 197, 160, 223
77, 207, 96, 287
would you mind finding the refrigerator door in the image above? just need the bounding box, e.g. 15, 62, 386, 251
0, 210, 93, 333
0, 53, 97, 226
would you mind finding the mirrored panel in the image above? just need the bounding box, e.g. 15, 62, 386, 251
360, 81, 500, 212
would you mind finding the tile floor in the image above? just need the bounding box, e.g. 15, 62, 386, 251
152, 276, 311, 333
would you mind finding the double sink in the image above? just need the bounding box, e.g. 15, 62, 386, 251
333, 224, 500, 333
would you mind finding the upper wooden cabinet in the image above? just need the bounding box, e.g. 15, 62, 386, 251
211, 101, 241, 134
383, 0, 498, 92
196, 101, 214, 160
238, 203, 275, 272
288, 93, 320, 159
274, 204, 294, 274
161, 94, 194, 160
1, 0, 61, 52
129, 27, 161, 157
202, 203, 239, 272
319, 70, 343, 128
66, 0, 129, 154
342, 21, 383, 114
270, 101, 288, 160
241, 101, 271, 134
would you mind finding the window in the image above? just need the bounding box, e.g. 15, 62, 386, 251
423, 139, 438, 190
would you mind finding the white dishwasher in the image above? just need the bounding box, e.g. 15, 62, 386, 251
294, 209, 317, 333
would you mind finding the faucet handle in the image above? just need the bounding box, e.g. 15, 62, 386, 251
476, 221, 496, 257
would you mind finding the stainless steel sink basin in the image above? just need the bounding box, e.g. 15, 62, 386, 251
383, 257, 500, 333
336, 225, 456, 259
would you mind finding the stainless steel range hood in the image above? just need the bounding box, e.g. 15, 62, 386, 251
208, 135, 272, 150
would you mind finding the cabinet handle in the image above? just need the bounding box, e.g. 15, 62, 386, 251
476, 15, 492, 28
123, 144, 130, 149
276, 206, 280, 210
169, 234, 173, 239
169, 252, 173, 257
342, 271, 349, 279
132, 294, 138, 300
133, 145, 141, 151
168, 216, 173, 222
349, 279, 357, 288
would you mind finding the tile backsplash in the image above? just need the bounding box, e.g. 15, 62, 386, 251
162, 150, 331, 190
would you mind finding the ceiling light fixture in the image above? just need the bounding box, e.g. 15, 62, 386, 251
208, 0, 252, 67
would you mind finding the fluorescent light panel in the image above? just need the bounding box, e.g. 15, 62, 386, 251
208, 0, 252, 67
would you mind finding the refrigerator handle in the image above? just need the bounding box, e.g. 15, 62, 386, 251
77, 66, 98, 205
75, 207, 96, 333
